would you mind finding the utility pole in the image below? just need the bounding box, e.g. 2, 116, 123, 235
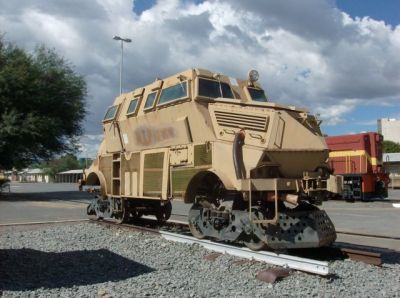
113, 35, 132, 94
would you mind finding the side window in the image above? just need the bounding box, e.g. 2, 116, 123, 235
103, 105, 119, 121
127, 97, 140, 116
144, 92, 157, 110
157, 82, 188, 106
198, 78, 234, 99
248, 87, 268, 102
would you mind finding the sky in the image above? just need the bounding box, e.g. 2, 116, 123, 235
0, 0, 399, 158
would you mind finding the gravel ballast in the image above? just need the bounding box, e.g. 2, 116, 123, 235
0, 222, 399, 297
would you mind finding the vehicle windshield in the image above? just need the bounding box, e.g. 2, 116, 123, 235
248, 87, 268, 102
198, 78, 234, 99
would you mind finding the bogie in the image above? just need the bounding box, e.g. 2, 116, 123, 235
90, 197, 172, 224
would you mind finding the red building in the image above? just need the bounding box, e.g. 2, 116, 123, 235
325, 132, 389, 200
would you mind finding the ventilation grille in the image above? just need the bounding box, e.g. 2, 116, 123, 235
214, 110, 268, 131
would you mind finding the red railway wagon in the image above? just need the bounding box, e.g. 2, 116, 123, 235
325, 132, 389, 200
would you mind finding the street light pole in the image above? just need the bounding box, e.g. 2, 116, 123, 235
113, 35, 132, 95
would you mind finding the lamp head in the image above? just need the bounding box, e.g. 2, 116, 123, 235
248, 69, 259, 83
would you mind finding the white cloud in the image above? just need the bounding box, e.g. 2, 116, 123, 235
77, 134, 103, 158
315, 99, 359, 126
355, 120, 379, 126
0, 0, 399, 137
23, 10, 83, 52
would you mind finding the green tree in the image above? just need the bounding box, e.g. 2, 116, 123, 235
78, 157, 93, 169
0, 36, 87, 169
383, 140, 400, 153
41, 154, 81, 179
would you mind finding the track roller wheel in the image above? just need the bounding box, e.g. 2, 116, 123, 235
188, 203, 205, 239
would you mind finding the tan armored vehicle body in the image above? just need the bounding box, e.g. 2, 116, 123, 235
85, 68, 343, 250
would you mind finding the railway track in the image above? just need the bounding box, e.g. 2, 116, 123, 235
90, 216, 387, 275
0, 219, 89, 226
0, 217, 385, 273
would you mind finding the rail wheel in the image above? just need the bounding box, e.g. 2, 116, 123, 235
188, 203, 205, 239
155, 201, 172, 224
94, 198, 112, 220
114, 199, 129, 224
95, 208, 104, 220
243, 234, 267, 251
87, 204, 96, 216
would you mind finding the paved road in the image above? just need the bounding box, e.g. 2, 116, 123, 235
1, 182, 399, 250
0, 183, 93, 224
9, 182, 80, 193
321, 200, 400, 237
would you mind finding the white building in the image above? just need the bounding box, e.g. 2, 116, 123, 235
19, 168, 50, 183
383, 153, 400, 174
378, 118, 400, 144
383, 153, 400, 188
55, 169, 84, 183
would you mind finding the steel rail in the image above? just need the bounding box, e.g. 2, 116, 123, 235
0, 219, 89, 226
159, 230, 329, 276
336, 230, 400, 240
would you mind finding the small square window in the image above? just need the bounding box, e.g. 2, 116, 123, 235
127, 98, 139, 115
103, 105, 118, 121
248, 87, 268, 102
144, 92, 157, 110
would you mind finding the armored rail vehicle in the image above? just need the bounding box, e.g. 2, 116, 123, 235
84, 68, 343, 250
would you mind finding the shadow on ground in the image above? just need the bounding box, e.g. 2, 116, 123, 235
0, 248, 154, 291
